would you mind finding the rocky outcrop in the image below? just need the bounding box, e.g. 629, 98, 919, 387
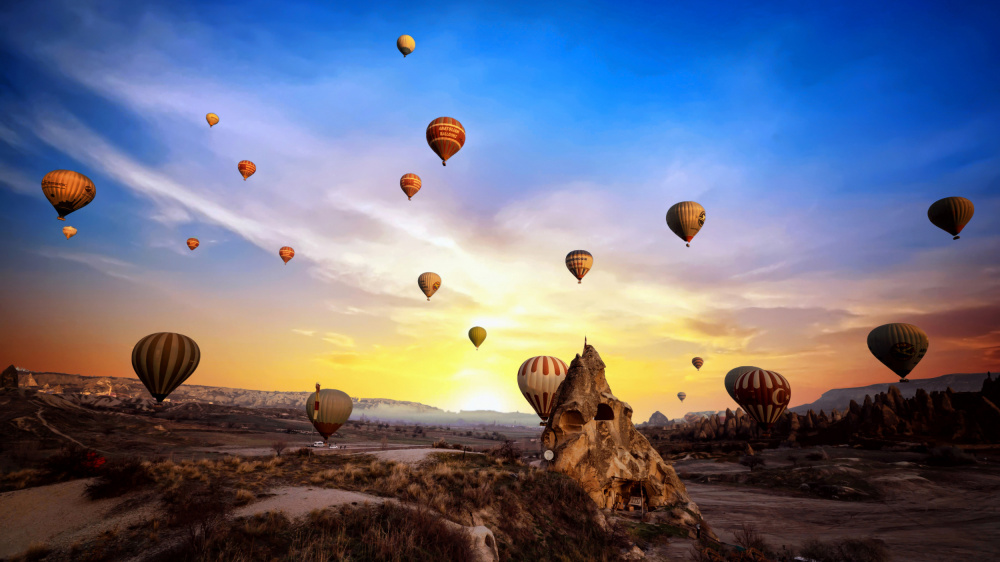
1, 365, 18, 389
646, 411, 669, 425
541, 344, 701, 521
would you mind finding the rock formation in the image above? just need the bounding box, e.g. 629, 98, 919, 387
646, 411, 669, 425
1, 365, 18, 389
541, 344, 701, 520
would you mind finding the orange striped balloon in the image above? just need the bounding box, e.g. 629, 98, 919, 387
131, 332, 201, 403
238, 160, 256, 181
41, 170, 96, 220
734, 369, 791, 432
400, 173, 422, 200
279, 246, 295, 264
187, 238, 199, 251
927, 197, 974, 240
418, 272, 441, 301
517, 356, 569, 424
426, 117, 465, 166
565, 250, 593, 284
692, 357, 703, 371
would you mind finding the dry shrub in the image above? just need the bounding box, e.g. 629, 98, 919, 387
734, 522, 770, 554
0, 469, 43, 492
16, 542, 51, 561
486, 440, 522, 464
432, 437, 451, 448
85, 456, 154, 500
799, 538, 889, 562
234, 488, 255, 505
43, 446, 106, 479
235, 460, 261, 474
739, 454, 766, 472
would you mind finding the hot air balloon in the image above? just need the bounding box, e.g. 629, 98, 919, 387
692, 357, 704, 371
928, 197, 974, 240
131, 332, 201, 403
724, 366, 761, 402
206, 113, 219, 127
565, 250, 593, 284
62, 226, 77, 240
187, 238, 199, 251
41, 170, 96, 221
307, 383, 353, 441
517, 356, 569, 425
469, 326, 487, 350
238, 160, 256, 181
418, 272, 441, 301
397, 35, 415, 57
867, 323, 928, 382
666, 201, 705, 247
426, 117, 465, 166
677, 392, 687, 402
734, 369, 791, 433
279, 246, 295, 264
400, 173, 421, 200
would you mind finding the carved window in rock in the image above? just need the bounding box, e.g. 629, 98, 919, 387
595, 403, 614, 421
559, 410, 585, 433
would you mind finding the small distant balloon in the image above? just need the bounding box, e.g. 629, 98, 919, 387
469, 326, 487, 350
927, 197, 974, 240
397, 35, 415, 57
307, 383, 353, 440
677, 392, 686, 402
692, 357, 704, 371
279, 246, 295, 264
238, 160, 256, 181
734, 369, 791, 432
418, 272, 441, 301
186, 238, 199, 251
666, 201, 705, 247
131, 332, 201, 403
565, 250, 593, 284
426, 117, 465, 166
867, 323, 928, 382
41, 170, 96, 221
206, 113, 219, 127
62, 226, 77, 240
400, 173, 422, 200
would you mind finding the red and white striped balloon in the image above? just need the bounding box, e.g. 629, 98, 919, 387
733, 369, 791, 431
517, 355, 569, 423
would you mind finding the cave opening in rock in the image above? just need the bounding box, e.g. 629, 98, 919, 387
595, 403, 614, 421
558, 410, 585, 433
608, 478, 647, 512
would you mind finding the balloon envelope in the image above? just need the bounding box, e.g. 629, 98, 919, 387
677, 392, 686, 402
867, 323, 928, 381
426, 117, 465, 166
734, 369, 791, 431
418, 272, 441, 300
927, 197, 974, 240
238, 160, 256, 180
131, 332, 201, 402
206, 113, 219, 127
666, 201, 705, 247
469, 326, 487, 350
517, 356, 569, 422
187, 238, 199, 251
724, 366, 761, 401
279, 246, 295, 264
397, 34, 415, 57
565, 250, 593, 284
62, 226, 77, 240
692, 357, 704, 371
41, 170, 96, 220
400, 173, 421, 200
307, 386, 353, 440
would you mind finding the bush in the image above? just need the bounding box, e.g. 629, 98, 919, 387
43, 447, 106, 480
924, 446, 976, 466
432, 438, 451, 449
734, 522, 770, 554
85, 456, 154, 500
295, 447, 314, 458
739, 455, 766, 472
799, 538, 889, 562
271, 440, 288, 456
486, 440, 522, 464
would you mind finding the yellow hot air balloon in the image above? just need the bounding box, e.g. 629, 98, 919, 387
397, 34, 415, 57
400, 173, 421, 200
62, 226, 77, 240
867, 323, 929, 382
41, 170, 96, 221
666, 201, 705, 247
469, 326, 487, 350
418, 272, 441, 301
131, 332, 201, 402
565, 250, 593, 284
517, 356, 569, 425
187, 238, 200, 251
206, 113, 219, 127
928, 197, 974, 240
426, 117, 465, 166
306, 383, 353, 441
238, 160, 256, 181
279, 246, 295, 264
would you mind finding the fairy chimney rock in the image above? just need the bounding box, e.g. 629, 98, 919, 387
1, 365, 18, 389
541, 345, 701, 519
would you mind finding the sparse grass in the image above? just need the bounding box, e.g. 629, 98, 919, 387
0, 468, 45, 492
85, 456, 154, 499
798, 537, 889, 562
235, 488, 255, 505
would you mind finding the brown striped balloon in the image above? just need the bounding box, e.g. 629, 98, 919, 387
186, 238, 199, 251
131, 332, 201, 403
41, 170, 96, 220
279, 246, 295, 264
426, 117, 465, 166
691, 357, 703, 371
565, 250, 593, 284
734, 369, 791, 432
400, 173, 422, 200
666, 201, 706, 247
517, 355, 569, 424
418, 272, 441, 300
238, 160, 256, 180
307, 383, 353, 440
927, 197, 974, 240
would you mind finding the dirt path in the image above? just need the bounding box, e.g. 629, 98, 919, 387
35, 406, 113, 455
233, 486, 392, 519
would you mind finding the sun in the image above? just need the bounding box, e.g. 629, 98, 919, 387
460, 392, 507, 412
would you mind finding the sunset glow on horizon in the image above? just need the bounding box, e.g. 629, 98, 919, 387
1, 1, 998, 422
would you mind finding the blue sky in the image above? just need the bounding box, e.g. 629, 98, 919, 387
1, 0, 998, 418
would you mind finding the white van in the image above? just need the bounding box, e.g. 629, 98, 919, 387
313, 441, 325, 447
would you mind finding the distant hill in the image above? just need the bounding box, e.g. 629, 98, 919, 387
17, 370, 541, 426
790, 372, 993, 414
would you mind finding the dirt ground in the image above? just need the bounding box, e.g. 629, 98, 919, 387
674, 448, 1000, 561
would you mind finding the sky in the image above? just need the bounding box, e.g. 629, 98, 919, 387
1, 0, 998, 422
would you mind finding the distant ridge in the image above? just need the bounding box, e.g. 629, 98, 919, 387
790, 372, 993, 414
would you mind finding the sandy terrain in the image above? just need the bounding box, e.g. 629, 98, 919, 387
0, 479, 157, 558
233, 486, 392, 519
